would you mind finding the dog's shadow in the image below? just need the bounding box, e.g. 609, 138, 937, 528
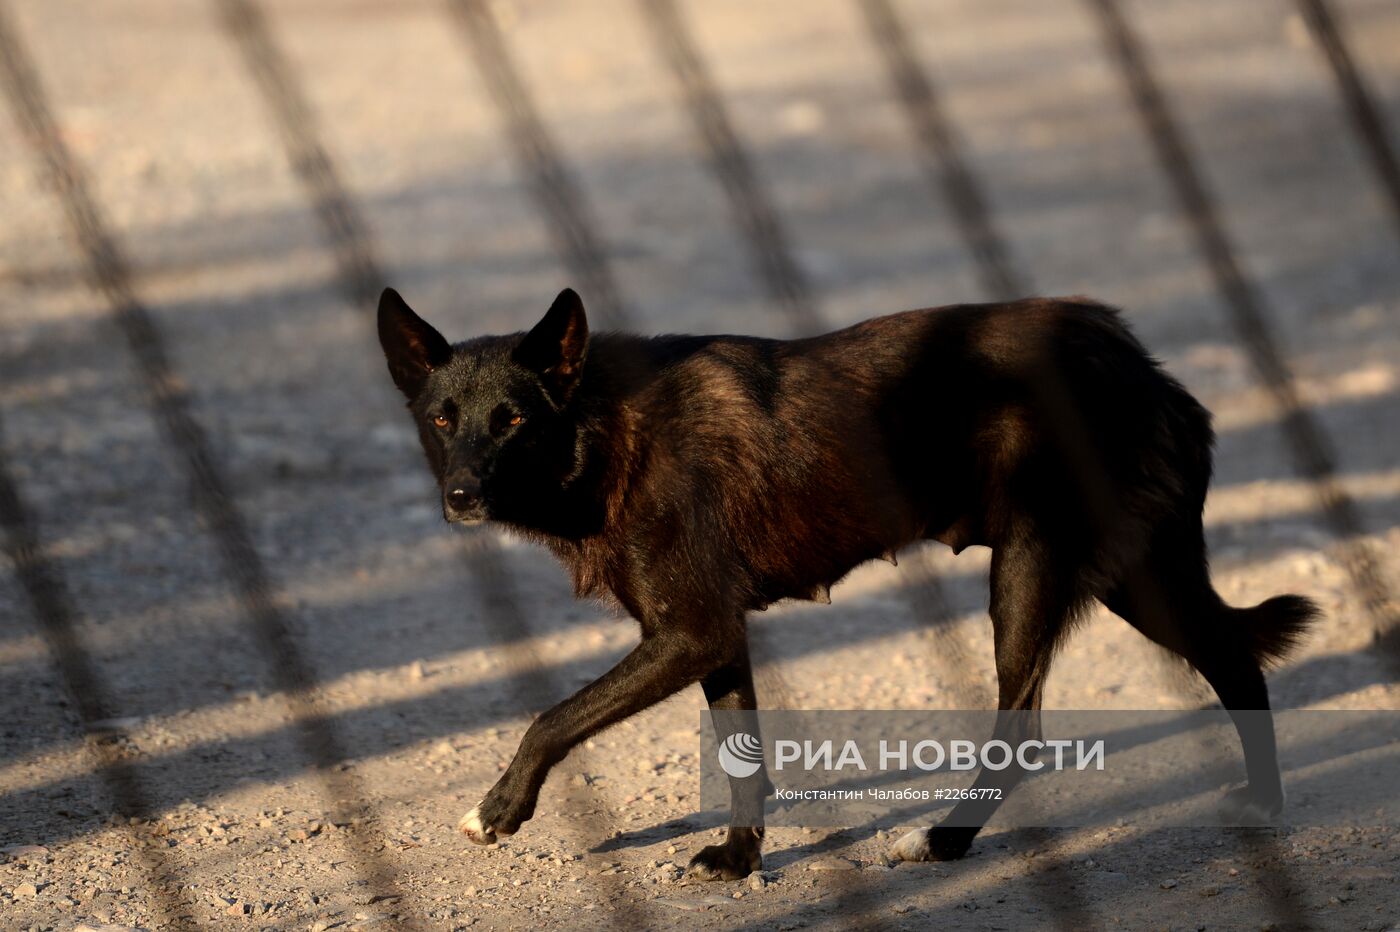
589, 813, 727, 853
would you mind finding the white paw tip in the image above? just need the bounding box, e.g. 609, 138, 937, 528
1219, 786, 1284, 825
457, 805, 497, 845
889, 827, 931, 862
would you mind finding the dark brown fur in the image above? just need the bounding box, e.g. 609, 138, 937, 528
378, 287, 1317, 878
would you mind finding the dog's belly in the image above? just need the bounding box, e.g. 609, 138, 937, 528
747, 509, 979, 611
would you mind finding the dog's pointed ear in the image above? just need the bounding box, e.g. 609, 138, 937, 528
378, 288, 451, 399
513, 288, 588, 404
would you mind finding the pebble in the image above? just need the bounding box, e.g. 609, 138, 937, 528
747, 872, 766, 891
2, 845, 49, 860
1160, 878, 1179, 890
15, 881, 39, 898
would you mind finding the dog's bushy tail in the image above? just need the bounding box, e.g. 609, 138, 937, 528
1230, 594, 1320, 668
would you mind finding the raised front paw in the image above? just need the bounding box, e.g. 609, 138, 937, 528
457, 790, 535, 846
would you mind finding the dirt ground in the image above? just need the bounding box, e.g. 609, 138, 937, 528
3, 0, 1400, 929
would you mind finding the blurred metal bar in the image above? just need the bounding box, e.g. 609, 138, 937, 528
1296, 0, 1400, 245
634, 1, 1083, 924
216, 0, 653, 921
857, 0, 1029, 301
1085, 2, 1382, 928
639, 0, 980, 712
446, 0, 631, 330
1087, 0, 1397, 665
216, 0, 383, 309
637, 0, 973, 681
638, 0, 824, 336
0, 2, 414, 920
858, 1, 1100, 926
216, 0, 630, 743
0, 419, 200, 930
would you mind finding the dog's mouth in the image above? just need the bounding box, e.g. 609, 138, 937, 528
443, 498, 490, 525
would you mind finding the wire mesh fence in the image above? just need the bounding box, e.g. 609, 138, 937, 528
1, 0, 1397, 929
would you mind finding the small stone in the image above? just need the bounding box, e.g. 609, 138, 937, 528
408, 661, 426, 681
747, 872, 766, 890
1160, 878, 1179, 890
225, 900, 249, 916
14, 881, 39, 898
2, 845, 49, 860
1202, 885, 1220, 897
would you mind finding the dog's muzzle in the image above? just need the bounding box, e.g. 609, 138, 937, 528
443, 478, 487, 524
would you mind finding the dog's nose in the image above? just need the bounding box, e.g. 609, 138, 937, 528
444, 477, 483, 518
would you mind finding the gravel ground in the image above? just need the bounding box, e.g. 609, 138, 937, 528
2, 1, 1400, 929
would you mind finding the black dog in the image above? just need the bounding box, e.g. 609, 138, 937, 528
377, 286, 1316, 880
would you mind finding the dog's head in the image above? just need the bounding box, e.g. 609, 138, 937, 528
377, 287, 589, 526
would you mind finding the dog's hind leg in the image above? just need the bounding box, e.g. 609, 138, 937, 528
688, 638, 771, 881
1103, 519, 1314, 823
892, 531, 1081, 862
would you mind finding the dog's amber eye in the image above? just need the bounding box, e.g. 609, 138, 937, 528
433, 415, 449, 429
509, 415, 524, 427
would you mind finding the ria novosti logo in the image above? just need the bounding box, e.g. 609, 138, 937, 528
717, 732, 764, 778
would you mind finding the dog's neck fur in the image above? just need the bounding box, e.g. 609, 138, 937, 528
499, 336, 655, 606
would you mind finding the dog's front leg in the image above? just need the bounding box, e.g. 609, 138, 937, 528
688, 640, 771, 881
459, 632, 718, 844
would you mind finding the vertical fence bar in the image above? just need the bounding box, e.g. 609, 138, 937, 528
445, 0, 632, 331
634, 1, 1100, 926
1082, 1, 1394, 927
637, 0, 825, 337
0, 419, 200, 930
0, 2, 416, 922
1295, 0, 1400, 246
857, 0, 1029, 302
851, 2, 1120, 927
214, 0, 383, 308
219, 0, 655, 921
635, 0, 978, 699
1087, 0, 1398, 665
